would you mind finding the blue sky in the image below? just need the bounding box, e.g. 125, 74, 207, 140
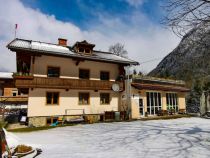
0, 0, 179, 73
20, 0, 165, 30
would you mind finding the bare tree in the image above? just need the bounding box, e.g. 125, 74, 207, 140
163, 0, 210, 37
133, 69, 137, 75
138, 71, 143, 76
109, 43, 128, 58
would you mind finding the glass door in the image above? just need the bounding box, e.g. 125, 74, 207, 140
146, 92, 162, 115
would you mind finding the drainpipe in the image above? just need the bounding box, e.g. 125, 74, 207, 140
0, 128, 2, 158
124, 65, 132, 119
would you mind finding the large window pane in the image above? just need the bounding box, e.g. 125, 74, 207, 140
146, 92, 162, 115
166, 93, 178, 112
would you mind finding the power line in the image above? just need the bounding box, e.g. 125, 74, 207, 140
139, 57, 164, 65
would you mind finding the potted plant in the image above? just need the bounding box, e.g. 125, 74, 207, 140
13, 145, 34, 157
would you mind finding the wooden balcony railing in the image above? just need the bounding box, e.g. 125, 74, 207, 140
14, 77, 124, 91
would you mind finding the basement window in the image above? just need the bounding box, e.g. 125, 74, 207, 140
100, 93, 110, 105
46, 92, 59, 105
46, 117, 58, 125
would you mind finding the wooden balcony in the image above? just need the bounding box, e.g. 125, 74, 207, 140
14, 77, 124, 91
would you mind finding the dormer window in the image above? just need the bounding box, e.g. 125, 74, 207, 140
79, 48, 84, 53
85, 49, 90, 54
73, 40, 95, 55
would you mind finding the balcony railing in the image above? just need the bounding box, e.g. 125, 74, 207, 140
14, 77, 124, 91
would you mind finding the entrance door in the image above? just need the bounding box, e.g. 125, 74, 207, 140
139, 98, 144, 116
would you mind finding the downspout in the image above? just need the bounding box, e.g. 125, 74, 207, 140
124, 64, 132, 119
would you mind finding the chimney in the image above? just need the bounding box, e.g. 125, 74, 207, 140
58, 38, 67, 46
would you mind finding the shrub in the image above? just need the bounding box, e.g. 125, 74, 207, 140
15, 145, 32, 153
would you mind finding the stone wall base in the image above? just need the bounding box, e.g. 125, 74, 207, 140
28, 114, 101, 127
28, 117, 46, 127
83, 115, 101, 124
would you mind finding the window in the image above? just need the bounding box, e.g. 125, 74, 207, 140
12, 90, 18, 96
166, 93, 178, 112
47, 67, 60, 77
79, 69, 90, 79
46, 92, 59, 105
100, 71, 109, 80
85, 49, 90, 54
146, 92, 162, 115
46, 117, 58, 125
139, 99, 144, 115
12, 93, 17, 96
0, 89, 2, 96
100, 93, 110, 104
79, 47, 84, 53
79, 93, 90, 105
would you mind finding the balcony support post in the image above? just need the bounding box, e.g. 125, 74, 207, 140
31, 56, 35, 74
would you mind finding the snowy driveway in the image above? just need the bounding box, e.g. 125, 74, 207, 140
15, 118, 210, 158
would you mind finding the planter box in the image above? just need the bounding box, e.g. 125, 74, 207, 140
13, 75, 34, 80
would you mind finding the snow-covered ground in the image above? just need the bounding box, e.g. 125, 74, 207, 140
14, 118, 210, 158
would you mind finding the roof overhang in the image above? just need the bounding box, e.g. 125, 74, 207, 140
7, 38, 139, 66
8, 46, 139, 66
131, 83, 190, 92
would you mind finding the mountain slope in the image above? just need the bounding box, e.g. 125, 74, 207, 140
149, 27, 210, 113
149, 27, 210, 87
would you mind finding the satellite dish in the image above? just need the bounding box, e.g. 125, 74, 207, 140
112, 83, 120, 92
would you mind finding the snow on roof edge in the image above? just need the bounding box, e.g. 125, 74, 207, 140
0, 72, 13, 79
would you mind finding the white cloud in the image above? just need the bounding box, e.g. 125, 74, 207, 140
0, 0, 180, 74
124, 0, 145, 7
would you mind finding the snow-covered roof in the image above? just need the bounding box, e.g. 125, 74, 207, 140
0, 72, 13, 79
7, 38, 139, 65
133, 76, 186, 85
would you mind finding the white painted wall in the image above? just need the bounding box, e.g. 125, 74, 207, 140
28, 88, 120, 117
